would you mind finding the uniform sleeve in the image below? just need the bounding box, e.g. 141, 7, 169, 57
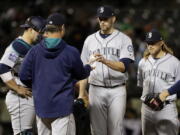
72, 48, 92, 80
137, 59, 144, 87
12, 40, 30, 56
120, 35, 135, 61
119, 58, 134, 72
81, 39, 90, 64
168, 61, 180, 95
168, 80, 180, 95
0, 45, 19, 68
0, 64, 11, 74
19, 49, 34, 88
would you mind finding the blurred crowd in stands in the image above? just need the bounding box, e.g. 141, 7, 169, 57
0, 0, 180, 134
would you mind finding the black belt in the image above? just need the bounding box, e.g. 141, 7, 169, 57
91, 83, 125, 88
14, 72, 19, 77
164, 100, 172, 105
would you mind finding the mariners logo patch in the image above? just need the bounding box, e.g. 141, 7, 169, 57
8, 53, 18, 62
100, 7, 104, 13
148, 32, 152, 38
27, 17, 31, 21
127, 45, 133, 52
49, 21, 53, 24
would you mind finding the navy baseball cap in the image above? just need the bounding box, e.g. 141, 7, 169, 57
46, 13, 65, 26
145, 29, 163, 44
96, 5, 115, 18
20, 16, 46, 32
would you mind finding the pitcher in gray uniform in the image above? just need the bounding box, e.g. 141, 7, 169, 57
80, 5, 134, 135
137, 29, 180, 135
0, 16, 45, 135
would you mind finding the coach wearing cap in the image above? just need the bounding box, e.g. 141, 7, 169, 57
19, 13, 95, 135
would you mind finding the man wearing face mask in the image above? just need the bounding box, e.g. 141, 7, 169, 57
0, 16, 45, 135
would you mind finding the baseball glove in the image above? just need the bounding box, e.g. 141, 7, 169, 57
73, 98, 91, 135
144, 93, 164, 111
73, 98, 88, 119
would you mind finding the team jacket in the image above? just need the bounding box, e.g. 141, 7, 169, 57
0, 37, 31, 86
19, 39, 91, 118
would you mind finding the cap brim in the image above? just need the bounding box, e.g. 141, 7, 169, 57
20, 24, 31, 28
146, 40, 161, 44
97, 14, 112, 18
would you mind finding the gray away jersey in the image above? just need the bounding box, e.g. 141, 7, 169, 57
81, 29, 134, 87
0, 38, 25, 86
137, 53, 180, 101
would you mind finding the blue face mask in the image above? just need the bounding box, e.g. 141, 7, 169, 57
45, 38, 61, 48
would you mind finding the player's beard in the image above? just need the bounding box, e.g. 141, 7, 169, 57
100, 21, 114, 34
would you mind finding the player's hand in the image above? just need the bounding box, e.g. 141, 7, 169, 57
159, 90, 170, 102
94, 53, 106, 63
86, 55, 97, 69
87, 54, 98, 69
78, 93, 89, 108
88, 54, 97, 64
16, 86, 32, 99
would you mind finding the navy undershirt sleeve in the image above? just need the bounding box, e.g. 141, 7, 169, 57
0, 63, 11, 74
168, 80, 180, 95
119, 58, 134, 72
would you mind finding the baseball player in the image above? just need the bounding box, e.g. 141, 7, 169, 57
80, 5, 135, 135
137, 29, 180, 135
19, 13, 95, 135
0, 16, 45, 135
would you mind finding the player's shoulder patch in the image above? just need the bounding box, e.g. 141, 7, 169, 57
127, 45, 134, 53
8, 52, 18, 62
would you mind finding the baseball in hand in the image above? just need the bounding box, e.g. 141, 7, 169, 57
89, 54, 97, 67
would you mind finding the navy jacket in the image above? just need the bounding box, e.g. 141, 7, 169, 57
19, 39, 91, 118
168, 80, 180, 96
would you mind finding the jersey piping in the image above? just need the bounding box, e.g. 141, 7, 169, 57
106, 31, 120, 86
94, 31, 120, 87
151, 55, 172, 93
94, 34, 106, 86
